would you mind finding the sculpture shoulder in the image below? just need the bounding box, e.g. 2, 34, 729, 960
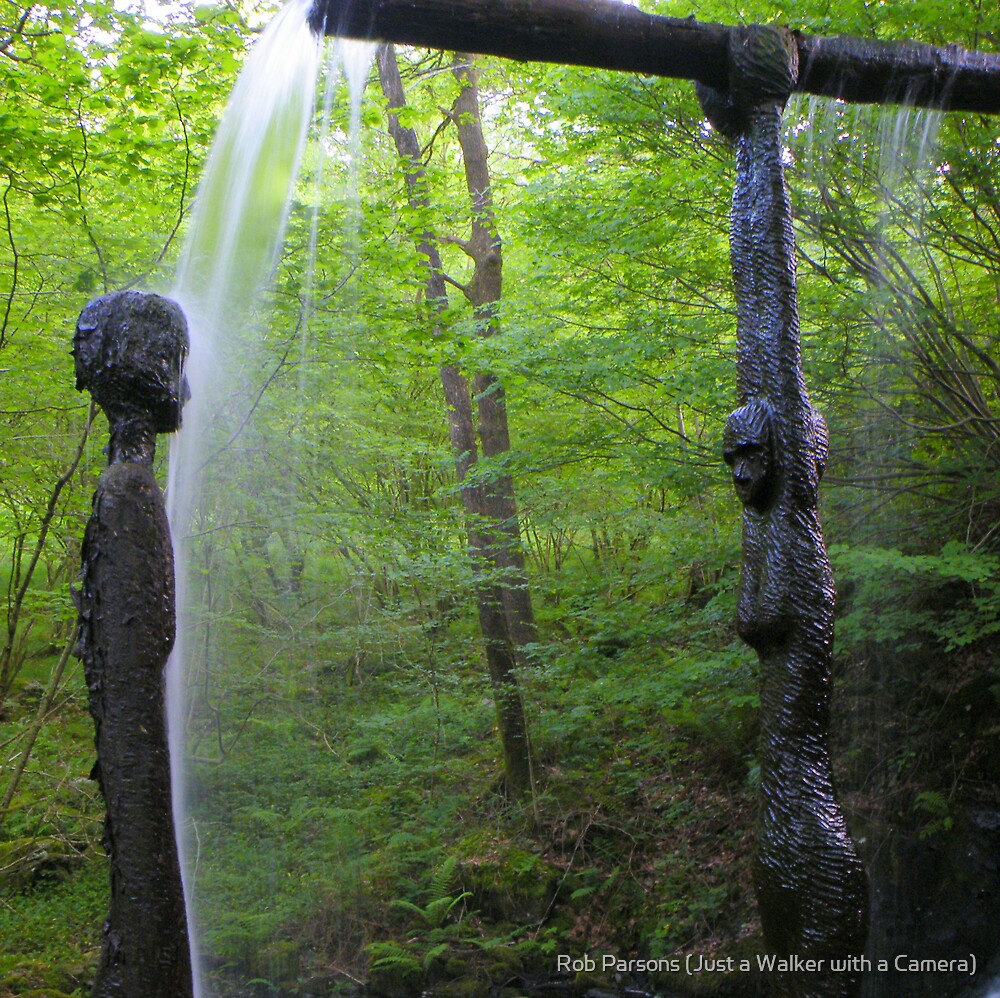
86, 463, 172, 572
96, 461, 162, 499
91, 464, 168, 531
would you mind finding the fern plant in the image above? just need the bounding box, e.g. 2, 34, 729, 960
366, 940, 422, 979
390, 890, 472, 930
913, 789, 954, 839
365, 858, 477, 987
429, 855, 459, 902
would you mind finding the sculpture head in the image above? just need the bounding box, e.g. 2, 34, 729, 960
723, 398, 775, 510
73, 291, 190, 437
73, 292, 190, 466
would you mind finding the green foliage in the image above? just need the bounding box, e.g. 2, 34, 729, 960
367, 880, 474, 984
0, 854, 105, 994
365, 940, 423, 980
3, 0, 1000, 993
913, 790, 954, 839
832, 542, 1000, 652
390, 891, 472, 930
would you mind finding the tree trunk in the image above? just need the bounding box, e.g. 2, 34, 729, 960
376, 44, 533, 802
310, 0, 1000, 114
450, 55, 539, 661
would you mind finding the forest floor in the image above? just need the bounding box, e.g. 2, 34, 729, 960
0, 584, 769, 997
3, 573, 996, 997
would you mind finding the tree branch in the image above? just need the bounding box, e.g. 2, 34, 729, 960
309, 0, 1000, 113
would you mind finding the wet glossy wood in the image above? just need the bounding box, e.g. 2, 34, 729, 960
309, 0, 1000, 114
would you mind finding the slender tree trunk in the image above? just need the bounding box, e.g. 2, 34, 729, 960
449, 55, 539, 661
376, 44, 533, 802
0, 635, 74, 827
0, 407, 93, 706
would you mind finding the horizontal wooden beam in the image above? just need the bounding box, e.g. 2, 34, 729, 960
307, 0, 1000, 114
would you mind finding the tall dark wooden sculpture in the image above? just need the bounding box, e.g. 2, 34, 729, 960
700, 28, 867, 997
72, 291, 194, 998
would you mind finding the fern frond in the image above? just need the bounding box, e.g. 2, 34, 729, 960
423, 891, 472, 928
389, 898, 431, 923
429, 855, 458, 902
367, 941, 422, 977
422, 941, 449, 970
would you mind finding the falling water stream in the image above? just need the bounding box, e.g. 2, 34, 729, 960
164, 2, 372, 992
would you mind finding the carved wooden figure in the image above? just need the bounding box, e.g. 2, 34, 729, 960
72, 291, 194, 998
702, 27, 868, 997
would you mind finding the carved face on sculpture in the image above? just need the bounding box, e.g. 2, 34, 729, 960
73, 291, 190, 434
723, 399, 775, 510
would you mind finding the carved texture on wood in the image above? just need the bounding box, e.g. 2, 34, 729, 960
706, 27, 869, 998
73, 291, 193, 998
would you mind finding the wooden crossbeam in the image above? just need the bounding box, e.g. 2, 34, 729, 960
308, 0, 1000, 114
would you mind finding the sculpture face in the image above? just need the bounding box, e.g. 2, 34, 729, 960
723, 400, 774, 510
73, 291, 190, 434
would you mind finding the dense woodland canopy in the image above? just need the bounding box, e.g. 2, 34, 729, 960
1, 0, 999, 995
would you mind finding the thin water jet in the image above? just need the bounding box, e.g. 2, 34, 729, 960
163, 4, 376, 994
165, 1, 321, 992
786, 88, 1000, 998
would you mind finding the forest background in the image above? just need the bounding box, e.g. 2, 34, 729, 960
1, 0, 999, 995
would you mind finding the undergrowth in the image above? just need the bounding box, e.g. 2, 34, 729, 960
3, 541, 994, 997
